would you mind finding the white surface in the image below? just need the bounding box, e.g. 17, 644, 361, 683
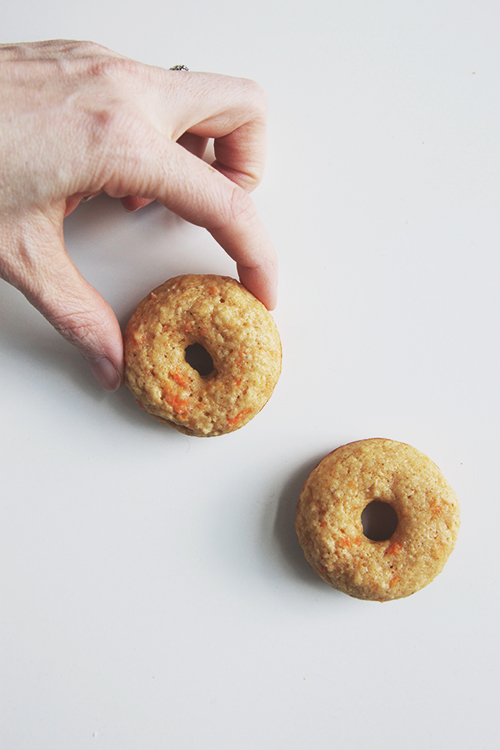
1, 2, 499, 748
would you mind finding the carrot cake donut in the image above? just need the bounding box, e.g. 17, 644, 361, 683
124, 274, 281, 437
296, 438, 460, 601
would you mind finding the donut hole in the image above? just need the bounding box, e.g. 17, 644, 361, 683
184, 343, 215, 377
361, 501, 398, 541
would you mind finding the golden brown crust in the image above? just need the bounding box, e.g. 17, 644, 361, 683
295, 439, 460, 601
124, 274, 282, 437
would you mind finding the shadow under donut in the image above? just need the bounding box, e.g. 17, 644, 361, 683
274, 454, 340, 589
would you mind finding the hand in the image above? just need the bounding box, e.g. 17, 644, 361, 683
0, 40, 278, 390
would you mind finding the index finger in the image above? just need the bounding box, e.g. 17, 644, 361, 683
102, 135, 278, 309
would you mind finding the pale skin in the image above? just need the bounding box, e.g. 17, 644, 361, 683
0, 40, 278, 390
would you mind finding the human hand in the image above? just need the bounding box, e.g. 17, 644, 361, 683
0, 40, 277, 390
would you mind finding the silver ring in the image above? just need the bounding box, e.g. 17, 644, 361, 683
169, 65, 189, 71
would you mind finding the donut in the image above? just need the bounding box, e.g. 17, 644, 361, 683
124, 274, 282, 437
295, 439, 460, 601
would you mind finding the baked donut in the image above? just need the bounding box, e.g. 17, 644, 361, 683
295, 439, 460, 601
124, 274, 281, 437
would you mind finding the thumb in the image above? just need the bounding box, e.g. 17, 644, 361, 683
0, 214, 123, 391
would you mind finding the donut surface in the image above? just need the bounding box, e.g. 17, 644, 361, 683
296, 439, 460, 601
124, 274, 281, 437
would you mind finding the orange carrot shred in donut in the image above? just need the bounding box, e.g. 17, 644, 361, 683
171, 370, 190, 388
338, 536, 352, 548
162, 387, 190, 418
227, 407, 253, 427
385, 541, 403, 556
430, 499, 442, 516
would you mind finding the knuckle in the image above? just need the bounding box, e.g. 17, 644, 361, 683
226, 185, 258, 227
77, 40, 109, 55
240, 77, 268, 118
85, 53, 140, 83
83, 101, 142, 161
56, 39, 104, 56
88, 100, 127, 139
77, 56, 145, 151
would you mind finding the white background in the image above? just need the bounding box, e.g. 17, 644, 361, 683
1, 2, 499, 748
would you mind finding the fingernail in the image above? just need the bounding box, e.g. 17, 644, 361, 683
86, 356, 122, 391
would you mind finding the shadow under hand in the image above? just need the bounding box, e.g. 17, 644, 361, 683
274, 454, 332, 587
0, 281, 107, 400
